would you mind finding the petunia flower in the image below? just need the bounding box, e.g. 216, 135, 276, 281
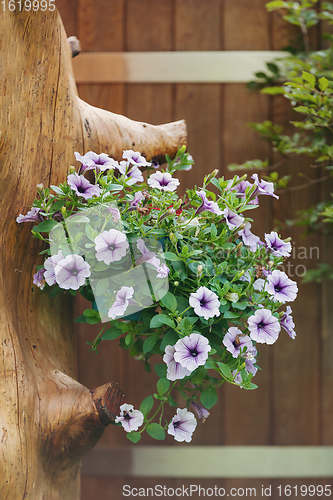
222, 207, 245, 230
238, 222, 261, 252
241, 346, 258, 376
67, 173, 102, 199
223, 327, 253, 359
128, 191, 144, 211
33, 268, 46, 290
115, 403, 144, 433
94, 229, 129, 264
189, 286, 220, 320
108, 286, 134, 319
247, 308, 281, 345
194, 190, 223, 216
167, 408, 197, 442
54, 254, 91, 290
190, 401, 210, 422
135, 239, 160, 268
252, 173, 279, 199
265, 270, 298, 303
16, 207, 43, 223
173, 333, 211, 372
44, 250, 65, 286
122, 149, 151, 167
163, 344, 192, 381
74, 151, 118, 173
280, 306, 296, 339
148, 171, 180, 192
264, 231, 292, 257
107, 206, 121, 223
156, 263, 170, 279
118, 161, 144, 185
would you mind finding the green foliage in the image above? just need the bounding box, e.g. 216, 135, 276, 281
233, 0, 333, 281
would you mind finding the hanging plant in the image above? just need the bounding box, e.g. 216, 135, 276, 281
17, 146, 297, 443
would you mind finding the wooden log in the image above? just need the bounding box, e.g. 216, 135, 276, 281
0, 7, 186, 499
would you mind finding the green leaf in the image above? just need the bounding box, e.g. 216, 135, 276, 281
83, 308, 99, 318
302, 71, 316, 88
157, 377, 170, 396
105, 183, 123, 192
223, 311, 240, 319
160, 331, 179, 352
161, 252, 182, 261
200, 388, 218, 409
210, 177, 222, 191
154, 363, 167, 378
51, 185, 65, 195
33, 219, 59, 233
146, 423, 165, 440
127, 432, 142, 443
69, 215, 90, 223
190, 366, 207, 384
218, 362, 232, 380
102, 326, 123, 340
94, 278, 110, 296
319, 76, 329, 92
169, 394, 178, 407
143, 335, 159, 354
140, 395, 154, 417
160, 292, 177, 312
210, 223, 217, 240
74, 314, 87, 323
150, 314, 175, 329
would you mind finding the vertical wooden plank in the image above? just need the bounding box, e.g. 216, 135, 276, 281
270, 21, 322, 446
56, 0, 78, 36
77, 0, 125, 51
174, 0, 221, 192
222, 0, 273, 453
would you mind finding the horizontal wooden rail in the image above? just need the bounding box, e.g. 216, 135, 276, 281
82, 446, 333, 478
72, 51, 287, 83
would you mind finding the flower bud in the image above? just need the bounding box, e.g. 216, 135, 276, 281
205, 169, 219, 183
36, 183, 44, 194
179, 145, 186, 154
61, 206, 67, 218
169, 232, 178, 245
69, 165, 76, 174
224, 292, 239, 303
197, 264, 203, 277
268, 260, 274, 268
174, 281, 179, 286
177, 316, 182, 323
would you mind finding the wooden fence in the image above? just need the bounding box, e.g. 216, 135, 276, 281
55, 1, 333, 498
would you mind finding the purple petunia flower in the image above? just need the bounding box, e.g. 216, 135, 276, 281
74, 151, 118, 173
118, 161, 144, 185
128, 191, 144, 211
252, 173, 279, 199
108, 286, 134, 319
194, 190, 223, 216
156, 263, 170, 279
266, 270, 298, 303
167, 408, 197, 442
94, 229, 129, 264
238, 222, 261, 252
148, 171, 180, 192
280, 306, 296, 339
222, 207, 245, 230
247, 308, 281, 345
122, 149, 151, 167
265, 231, 292, 257
33, 268, 46, 290
44, 250, 65, 286
190, 401, 210, 422
241, 346, 258, 376
67, 173, 102, 199
107, 206, 121, 223
223, 327, 253, 359
189, 286, 220, 320
16, 207, 43, 223
173, 333, 211, 372
115, 403, 144, 433
163, 344, 192, 381
135, 239, 160, 268
54, 254, 91, 290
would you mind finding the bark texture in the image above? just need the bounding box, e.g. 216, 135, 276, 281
0, 8, 186, 500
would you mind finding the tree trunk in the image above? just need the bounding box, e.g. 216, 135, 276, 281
0, 8, 186, 499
